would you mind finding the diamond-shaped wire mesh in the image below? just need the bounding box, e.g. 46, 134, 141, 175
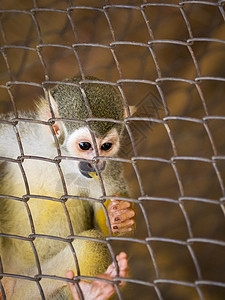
0, 1, 225, 299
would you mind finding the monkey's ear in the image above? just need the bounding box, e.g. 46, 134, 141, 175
37, 91, 59, 121
47, 91, 59, 118
124, 106, 137, 118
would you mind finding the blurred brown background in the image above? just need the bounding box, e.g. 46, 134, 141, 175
0, 0, 225, 299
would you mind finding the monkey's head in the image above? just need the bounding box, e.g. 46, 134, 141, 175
39, 76, 125, 179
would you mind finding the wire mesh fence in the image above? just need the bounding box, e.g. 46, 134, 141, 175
0, 0, 225, 299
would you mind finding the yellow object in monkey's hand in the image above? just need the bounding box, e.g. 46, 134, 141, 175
88, 172, 99, 180
96, 198, 111, 236
88, 172, 110, 234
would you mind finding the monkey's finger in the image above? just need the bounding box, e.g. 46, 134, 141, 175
108, 200, 131, 212
66, 270, 74, 281
111, 218, 134, 232
116, 251, 128, 270
66, 271, 80, 299
105, 252, 128, 277
113, 227, 133, 235
117, 252, 128, 280
110, 208, 135, 223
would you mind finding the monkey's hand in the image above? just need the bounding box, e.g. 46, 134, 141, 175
108, 198, 135, 235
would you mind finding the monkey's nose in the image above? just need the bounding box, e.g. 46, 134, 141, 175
79, 161, 106, 178
95, 160, 106, 172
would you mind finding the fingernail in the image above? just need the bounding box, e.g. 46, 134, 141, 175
113, 226, 118, 229
113, 206, 118, 210
115, 217, 120, 221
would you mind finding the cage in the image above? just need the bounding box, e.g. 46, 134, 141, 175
0, 0, 225, 299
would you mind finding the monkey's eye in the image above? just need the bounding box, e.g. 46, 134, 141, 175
79, 142, 92, 151
101, 143, 112, 151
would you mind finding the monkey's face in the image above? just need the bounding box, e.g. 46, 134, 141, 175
54, 126, 120, 178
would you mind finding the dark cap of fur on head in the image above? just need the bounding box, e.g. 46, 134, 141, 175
50, 76, 124, 137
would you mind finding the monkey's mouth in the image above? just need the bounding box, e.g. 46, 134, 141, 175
79, 161, 106, 179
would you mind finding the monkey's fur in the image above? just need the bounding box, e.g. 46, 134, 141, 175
0, 77, 130, 299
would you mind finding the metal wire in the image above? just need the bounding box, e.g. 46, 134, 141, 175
0, 0, 225, 299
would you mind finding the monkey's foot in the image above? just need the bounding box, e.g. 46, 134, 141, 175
66, 252, 128, 300
108, 199, 135, 234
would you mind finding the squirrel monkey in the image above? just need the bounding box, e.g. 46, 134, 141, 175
0, 77, 135, 299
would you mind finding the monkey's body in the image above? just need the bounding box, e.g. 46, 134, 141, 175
0, 78, 134, 300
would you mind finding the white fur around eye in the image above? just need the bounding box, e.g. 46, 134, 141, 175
67, 127, 92, 156
66, 126, 120, 158
100, 128, 120, 156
